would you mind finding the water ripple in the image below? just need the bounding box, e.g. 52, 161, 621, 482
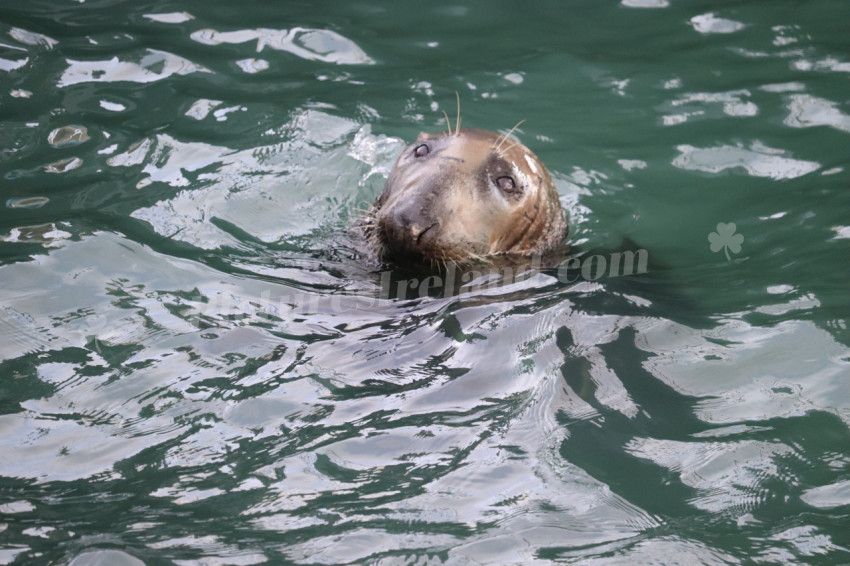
1, 3, 849, 564
58, 49, 210, 87
190, 27, 375, 65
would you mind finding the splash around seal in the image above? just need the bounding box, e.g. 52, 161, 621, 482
362, 127, 568, 266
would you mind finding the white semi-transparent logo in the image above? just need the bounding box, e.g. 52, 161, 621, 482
709, 222, 744, 261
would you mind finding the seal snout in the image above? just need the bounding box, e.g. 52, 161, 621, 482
377, 202, 441, 258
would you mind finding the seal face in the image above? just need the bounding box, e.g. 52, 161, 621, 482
366, 128, 567, 265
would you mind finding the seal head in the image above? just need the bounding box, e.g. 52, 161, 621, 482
368, 128, 567, 265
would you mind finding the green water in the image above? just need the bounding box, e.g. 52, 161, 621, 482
1, 1, 849, 564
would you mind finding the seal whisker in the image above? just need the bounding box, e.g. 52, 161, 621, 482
455, 92, 461, 135
493, 120, 526, 153
492, 134, 506, 152
351, 204, 380, 228
442, 110, 453, 136
500, 140, 521, 155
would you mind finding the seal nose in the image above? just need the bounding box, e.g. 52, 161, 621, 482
379, 202, 439, 254
394, 209, 423, 238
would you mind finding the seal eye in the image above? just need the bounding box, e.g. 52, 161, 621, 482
496, 175, 519, 195
413, 144, 430, 158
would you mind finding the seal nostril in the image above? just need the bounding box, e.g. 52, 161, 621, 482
416, 222, 439, 244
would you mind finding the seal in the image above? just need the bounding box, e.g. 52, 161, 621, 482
364, 125, 567, 266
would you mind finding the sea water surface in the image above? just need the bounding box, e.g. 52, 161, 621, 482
1, 1, 849, 564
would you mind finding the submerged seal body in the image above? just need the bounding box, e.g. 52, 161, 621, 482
365, 128, 567, 265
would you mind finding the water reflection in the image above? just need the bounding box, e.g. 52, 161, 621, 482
672, 142, 820, 179
59, 49, 210, 87
130, 111, 399, 247
1, 2, 849, 563
190, 27, 375, 65
785, 94, 850, 133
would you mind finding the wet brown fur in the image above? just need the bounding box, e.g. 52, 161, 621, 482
360, 118, 567, 267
